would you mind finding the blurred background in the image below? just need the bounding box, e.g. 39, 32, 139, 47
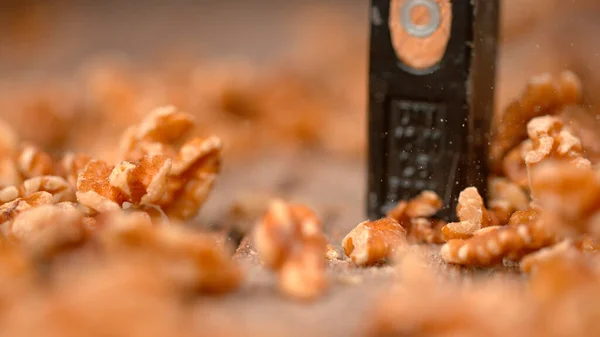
1, 0, 600, 235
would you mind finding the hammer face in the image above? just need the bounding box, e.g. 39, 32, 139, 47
367, 0, 500, 220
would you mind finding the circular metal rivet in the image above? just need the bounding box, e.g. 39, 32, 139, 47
400, 0, 441, 38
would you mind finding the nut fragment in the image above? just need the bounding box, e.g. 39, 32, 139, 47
59, 152, 93, 187
98, 213, 242, 294
490, 71, 581, 172
524, 115, 590, 168
76, 155, 171, 213
8, 204, 86, 257
386, 191, 442, 223
408, 218, 445, 244
0, 191, 54, 233
119, 106, 222, 220
530, 161, 600, 239
489, 176, 530, 211
508, 207, 540, 227
16, 143, 55, 179
442, 221, 482, 241
342, 218, 407, 266
502, 143, 530, 188
487, 176, 528, 228
120, 106, 195, 158
441, 213, 556, 266
488, 201, 514, 227
520, 239, 581, 274
0, 176, 74, 204
254, 200, 327, 300
158, 136, 222, 220
520, 240, 597, 302
441, 187, 493, 241
325, 244, 340, 260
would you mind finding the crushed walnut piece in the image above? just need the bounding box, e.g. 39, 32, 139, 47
386, 191, 442, 223
0, 191, 54, 231
119, 106, 222, 220
0, 176, 74, 204
490, 71, 582, 173
408, 218, 446, 244
441, 187, 494, 241
16, 143, 56, 179
441, 211, 556, 266
489, 176, 530, 211
366, 251, 535, 337
524, 115, 591, 170
520, 239, 583, 274
508, 207, 540, 227
58, 152, 93, 188
524, 116, 592, 202
325, 244, 340, 260
521, 240, 598, 302
342, 217, 407, 266
7, 204, 87, 257
441, 222, 556, 267
76, 155, 171, 213
487, 177, 530, 227
97, 212, 242, 294
254, 199, 327, 300
386, 191, 443, 242
502, 142, 530, 189
158, 136, 222, 220
530, 161, 600, 239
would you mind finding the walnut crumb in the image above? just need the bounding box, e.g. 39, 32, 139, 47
342, 217, 407, 266
254, 199, 328, 300
441, 187, 494, 241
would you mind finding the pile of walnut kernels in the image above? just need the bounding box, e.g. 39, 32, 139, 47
2, 69, 600, 337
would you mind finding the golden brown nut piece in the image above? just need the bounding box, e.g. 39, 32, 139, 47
520, 239, 582, 274
386, 190, 443, 224
490, 71, 581, 173
119, 106, 222, 220
489, 176, 530, 211
98, 212, 242, 294
524, 115, 590, 169
0, 176, 74, 204
502, 140, 531, 188
530, 161, 600, 239
76, 155, 171, 213
254, 200, 327, 300
441, 212, 556, 266
325, 244, 340, 260
58, 152, 93, 188
385, 191, 443, 244
487, 177, 530, 227
441, 187, 494, 241
408, 218, 445, 244
366, 251, 534, 337
520, 240, 598, 302
342, 217, 407, 266
1, 257, 194, 337
16, 143, 56, 179
0, 191, 54, 231
508, 207, 540, 227
7, 204, 86, 257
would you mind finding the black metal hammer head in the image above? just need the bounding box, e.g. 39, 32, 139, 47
367, 0, 500, 221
